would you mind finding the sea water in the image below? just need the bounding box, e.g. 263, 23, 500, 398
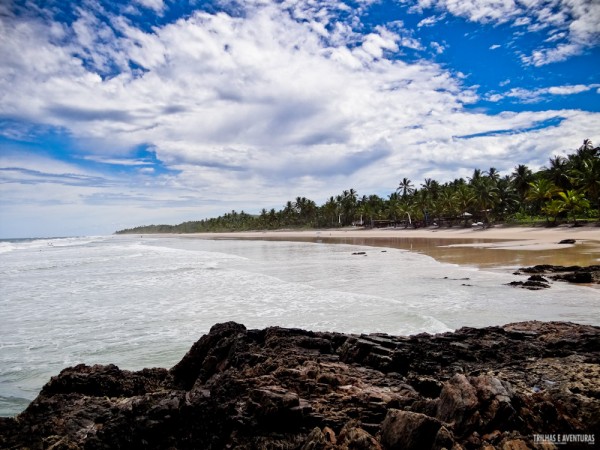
1, 235, 599, 416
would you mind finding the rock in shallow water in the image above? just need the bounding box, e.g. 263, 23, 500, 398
510, 265, 600, 288
1, 321, 599, 449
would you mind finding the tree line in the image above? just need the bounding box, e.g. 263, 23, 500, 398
116, 139, 599, 234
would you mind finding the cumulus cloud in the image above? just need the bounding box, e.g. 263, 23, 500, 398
430, 41, 445, 54
486, 83, 600, 103
134, 0, 165, 13
0, 0, 599, 236
410, 0, 600, 66
0, 5, 462, 165
417, 14, 445, 27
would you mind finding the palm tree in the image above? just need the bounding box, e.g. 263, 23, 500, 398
472, 178, 499, 224
541, 200, 564, 225
388, 198, 413, 227
341, 189, 358, 225
544, 155, 570, 190
421, 178, 439, 193
569, 139, 598, 172
283, 201, 296, 226
569, 157, 600, 218
453, 184, 475, 226
577, 139, 596, 158
268, 208, 279, 229
322, 196, 340, 227
526, 179, 559, 220
495, 175, 519, 219
511, 164, 534, 202
421, 178, 441, 214
469, 168, 484, 185
486, 167, 500, 184
557, 190, 590, 225
437, 189, 458, 220
397, 178, 414, 199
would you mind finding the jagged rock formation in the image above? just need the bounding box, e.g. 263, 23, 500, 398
520, 265, 600, 284
510, 265, 600, 289
1, 321, 599, 449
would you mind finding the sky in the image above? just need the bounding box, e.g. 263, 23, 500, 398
0, 0, 599, 238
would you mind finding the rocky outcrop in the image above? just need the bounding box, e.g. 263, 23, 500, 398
1, 321, 599, 449
510, 265, 600, 289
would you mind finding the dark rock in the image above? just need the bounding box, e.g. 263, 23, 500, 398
380, 409, 443, 450
510, 264, 600, 289
527, 275, 548, 283
337, 421, 381, 449
507, 280, 550, 290
552, 271, 593, 283
558, 239, 576, 244
2, 321, 599, 449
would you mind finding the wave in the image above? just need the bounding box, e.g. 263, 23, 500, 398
0, 236, 107, 254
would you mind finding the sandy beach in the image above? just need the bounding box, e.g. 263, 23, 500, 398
173, 225, 600, 268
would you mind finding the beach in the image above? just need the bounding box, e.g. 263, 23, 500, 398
176, 225, 600, 268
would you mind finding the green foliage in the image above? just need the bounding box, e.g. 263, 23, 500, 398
116, 139, 600, 234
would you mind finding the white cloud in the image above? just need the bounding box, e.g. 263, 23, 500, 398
544, 31, 567, 43
430, 41, 445, 54
513, 16, 531, 26
412, 0, 600, 65
82, 156, 154, 166
134, 0, 165, 13
489, 44, 500, 50
521, 42, 582, 66
0, 151, 92, 177
486, 83, 600, 103
547, 84, 595, 95
417, 14, 444, 27
1, 1, 599, 236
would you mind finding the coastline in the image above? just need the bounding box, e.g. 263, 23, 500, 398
160, 225, 600, 269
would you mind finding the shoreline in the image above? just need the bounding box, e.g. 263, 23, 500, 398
158, 225, 600, 269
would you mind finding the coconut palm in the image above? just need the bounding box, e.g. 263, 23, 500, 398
511, 164, 534, 202
541, 200, 564, 225
469, 168, 484, 185
322, 196, 340, 227
495, 175, 519, 219
557, 190, 590, 225
526, 179, 560, 219
569, 157, 600, 217
338, 189, 358, 225
437, 189, 458, 219
472, 178, 499, 224
543, 155, 571, 191
453, 184, 475, 226
577, 138, 596, 158
486, 167, 500, 184
397, 178, 415, 199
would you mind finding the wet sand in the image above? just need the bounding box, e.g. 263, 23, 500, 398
175, 225, 600, 269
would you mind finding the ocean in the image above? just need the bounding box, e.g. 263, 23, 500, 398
1, 234, 599, 417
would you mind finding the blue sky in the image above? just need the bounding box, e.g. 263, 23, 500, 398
0, 0, 599, 237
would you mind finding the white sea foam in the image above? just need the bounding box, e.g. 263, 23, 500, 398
1, 235, 599, 417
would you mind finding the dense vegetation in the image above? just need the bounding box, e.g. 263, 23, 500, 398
117, 139, 600, 234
